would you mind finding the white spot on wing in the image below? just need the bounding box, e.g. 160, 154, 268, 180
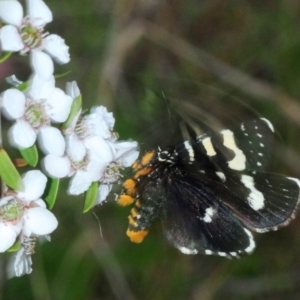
184, 141, 195, 162
260, 118, 275, 132
178, 246, 198, 255
201, 137, 217, 157
244, 228, 255, 253
287, 177, 300, 189
216, 171, 226, 182
241, 175, 265, 210
205, 249, 213, 255
221, 129, 246, 171
203, 207, 216, 223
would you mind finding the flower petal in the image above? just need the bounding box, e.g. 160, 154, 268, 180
86, 106, 115, 139
38, 127, 65, 156
91, 106, 115, 129
66, 81, 80, 99
26, 73, 55, 100
17, 170, 47, 201
46, 88, 73, 122
0, 25, 24, 51
1, 88, 26, 120
43, 34, 70, 64
34, 199, 46, 208
113, 141, 139, 167
42, 154, 71, 178
0, 0, 23, 27
0, 222, 18, 252
86, 158, 107, 182
23, 207, 58, 236
7, 247, 32, 278
8, 120, 37, 148
26, 0, 52, 27
30, 50, 54, 81
95, 184, 112, 205
84, 136, 115, 163
67, 170, 92, 195
66, 134, 86, 162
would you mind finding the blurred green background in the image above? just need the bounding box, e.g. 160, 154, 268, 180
2, 0, 300, 299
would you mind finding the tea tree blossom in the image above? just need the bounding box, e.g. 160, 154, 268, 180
0, 170, 58, 253
1, 74, 73, 148
41, 102, 139, 199
0, 0, 70, 79
0, 0, 140, 277
41, 89, 118, 194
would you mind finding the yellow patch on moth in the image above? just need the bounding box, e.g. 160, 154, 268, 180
117, 195, 135, 206
123, 179, 136, 195
221, 129, 246, 171
128, 215, 137, 226
126, 229, 149, 243
135, 200, 142, 208
132, 161, 141, 170
141, 151, 155, 166
131, 208, 139, 218
134, 167, 153, 179
202, 137, 217, 156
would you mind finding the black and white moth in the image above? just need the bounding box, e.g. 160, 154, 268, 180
117, 118, 300, 257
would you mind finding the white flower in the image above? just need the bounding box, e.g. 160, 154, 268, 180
0, 170, 58, 253
42, 103, 116, 194
66, 136, 115, 195
7, 247, 33, 278
84, 106, 115, 140
1, 74, 73, 148
112, 140, 139, 167
43, 123, 116, 194
0, 0, 70, 80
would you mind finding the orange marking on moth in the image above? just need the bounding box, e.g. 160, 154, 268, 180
126, 229, 149, 243
123, 179, 136, 195
141, 151, 155, 166
132, 161, 141, 170
135, 200, 142, 208
134, 167, 153, 179
131, 208, 139, 218
128, 215, 137, 226
117, 195, 135, 206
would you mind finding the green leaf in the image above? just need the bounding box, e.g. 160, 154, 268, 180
44, 178, 60, 209
83, 182, 99, 213
16, 80, 30, 92
62, 94, 82, 130
55, 70, 71, 79
19, 145, 39, 167
0, 148, 23, 191
0, 51, 12, 63
7, 240, 21, 253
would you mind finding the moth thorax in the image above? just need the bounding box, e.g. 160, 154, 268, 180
157, 146, 177, 164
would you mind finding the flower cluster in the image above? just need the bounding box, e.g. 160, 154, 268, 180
0, 0, 138, 277
42, 96, 139, 203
